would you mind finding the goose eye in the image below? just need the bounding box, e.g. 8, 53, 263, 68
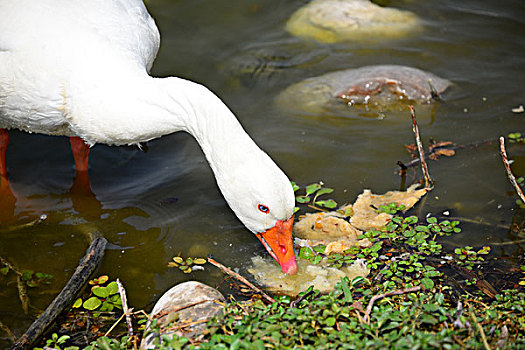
258, 204, 270, 214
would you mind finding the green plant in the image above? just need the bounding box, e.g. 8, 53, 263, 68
293, 181, 338, 210
0, 266, 53, 288
72, 275, 122, 314
298, 245, 325, 264
34, 333, 77, 350
376, 202, 406, 214
508, 132, 524, 143
167, 256, 207, 274
453, 246, 491, 270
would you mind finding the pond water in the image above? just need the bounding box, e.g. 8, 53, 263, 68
1, 0, 524, 344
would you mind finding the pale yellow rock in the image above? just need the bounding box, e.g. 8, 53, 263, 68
286, 0, 421, 43
324, 241, 351, 255
248, 256, 369, 295
295, 212, 362, 241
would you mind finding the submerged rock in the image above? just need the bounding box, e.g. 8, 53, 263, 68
286, 0, 422, 43
141, 281, 225, 348
223, 46, 327, 87
276, 65, 452, 113
249, 256, 369, 294
248, 185, 428, 295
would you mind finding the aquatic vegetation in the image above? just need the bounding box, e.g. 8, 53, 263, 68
146, 281, 524, 349
508, 132, 524, 144
292, 181, 338, 211
72, 275, 122, 314
34, 332, 72, 350
0, 257, 53, 315
34, 211, 524, 349
168, 256, 207, 274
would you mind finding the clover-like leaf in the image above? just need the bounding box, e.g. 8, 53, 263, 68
305, 183, 322, 196
72, 298, 83, 308
296, 195, 311, 204
316, 199, 338, 209
421, 278, 435, 289
83, 296, 102, 310
106, 281, 119, 295
93, 286, 109, 298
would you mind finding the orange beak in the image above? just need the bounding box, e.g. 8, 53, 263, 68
256, 215, 297, 275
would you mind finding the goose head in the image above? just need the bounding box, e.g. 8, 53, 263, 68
213, 146, 298, 275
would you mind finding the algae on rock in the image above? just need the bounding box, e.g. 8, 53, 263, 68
276, 65, 451, 114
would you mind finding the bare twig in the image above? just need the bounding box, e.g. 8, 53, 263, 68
153, 299, 225, 320
103, 312, 126, 337
453, 300, 465, 329
207, 257, 276, 303
497, 325, 508, 348
1, 256, 30, 314
16, 276, 29, 315
0, 256, 23, 277
0, 214, 47, 233
470, 310, 491, 350
499, 137, 525, 203
486, 238, 525, 246
409, 106, 433, 188
363, 285, 421, 324
400, 138, 497, 170
116, 279, 133, 337
0, 320, 16, 342
290, 289, 315, 308
11, 237, 107, 350
439, 216, 510, 230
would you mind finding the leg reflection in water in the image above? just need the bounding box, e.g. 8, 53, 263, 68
0, 129, 17, 225
0, 132, 103, 227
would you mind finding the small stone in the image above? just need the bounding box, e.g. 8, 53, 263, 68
141, 281, 225, 348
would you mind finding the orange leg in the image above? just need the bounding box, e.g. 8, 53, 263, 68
0, 129, 16, 224
69, 136, 102, 218
70, 136, 90, 173
69, 136, 92, 196
0, 129, 9, 177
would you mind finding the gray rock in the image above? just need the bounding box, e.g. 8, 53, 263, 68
141, 281, 225, 349
276, 65, 452, 113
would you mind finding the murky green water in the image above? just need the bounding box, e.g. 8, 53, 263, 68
1, 0, 524, 344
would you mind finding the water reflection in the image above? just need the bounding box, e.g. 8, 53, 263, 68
0, 156, 164, 346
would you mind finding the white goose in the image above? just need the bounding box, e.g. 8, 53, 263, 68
0, 0, 298, 274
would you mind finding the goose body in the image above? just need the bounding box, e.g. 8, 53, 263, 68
0, 0, 298, 274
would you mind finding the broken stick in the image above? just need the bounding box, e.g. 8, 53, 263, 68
409, 106, 433, 189
11, 237, 107, 350
116, 279, 134, 338
499, 136, 525, 204
363, 285, 421, 324
207, 257, 276, 304
0, 256, 30, 314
